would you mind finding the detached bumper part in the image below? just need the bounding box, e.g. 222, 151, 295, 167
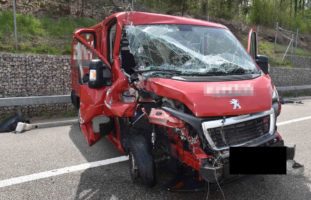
199, 163, 223, 183
200, 143, 296, 182
286, 145, 304, 171
286, 145, 295, 160
269, 139, 296, 160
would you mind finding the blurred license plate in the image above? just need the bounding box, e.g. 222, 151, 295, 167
229, 147, 287, 174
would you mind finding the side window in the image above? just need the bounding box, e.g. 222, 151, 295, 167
72, 32, 98, 84
108, 24, 117, 64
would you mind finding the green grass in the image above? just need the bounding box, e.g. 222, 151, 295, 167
1, 10, 310, 60
0, 11, 97, 55
240, 36, 292, 67
258, 41, 311, 67
258, 41, 291, 66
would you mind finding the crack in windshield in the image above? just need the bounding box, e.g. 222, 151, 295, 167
125, 25, 260, 77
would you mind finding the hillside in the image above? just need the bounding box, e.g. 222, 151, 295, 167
0, 0, 310, 66
0, 11, 96, 54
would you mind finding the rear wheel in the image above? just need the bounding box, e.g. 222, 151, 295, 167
128, 133, 156, 187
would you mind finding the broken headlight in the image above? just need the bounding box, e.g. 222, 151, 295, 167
272, 87, 279, 102
121, 88, 137, 103
272, 87, 281, 117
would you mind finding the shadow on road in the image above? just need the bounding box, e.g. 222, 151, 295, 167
69, 124, 311, 200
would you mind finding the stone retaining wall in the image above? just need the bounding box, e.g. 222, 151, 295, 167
1, 52, 311, 118
0, 52, 73, 118
286, 55, 311, 68
0, 104, 75, 120
0, 53, 71, 97
270, 67, 311, 86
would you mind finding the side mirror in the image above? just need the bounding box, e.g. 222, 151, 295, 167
256, 55, 269, 74
88, 59, 112, 89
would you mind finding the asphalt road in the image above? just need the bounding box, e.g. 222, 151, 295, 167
0, 100, 311, 200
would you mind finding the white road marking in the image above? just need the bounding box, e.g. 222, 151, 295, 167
0, 156, 128, 188
0, 115, 311, 189
277, 115, 311, 126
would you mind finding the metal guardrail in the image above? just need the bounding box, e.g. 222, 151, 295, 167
277, 85, 311, 92
0, 95, 71, 107
1, 85, 311, 107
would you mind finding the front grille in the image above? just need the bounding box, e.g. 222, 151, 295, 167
208, 116, 270, 148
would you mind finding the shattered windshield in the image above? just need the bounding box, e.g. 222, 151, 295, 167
125, 24, 260, 76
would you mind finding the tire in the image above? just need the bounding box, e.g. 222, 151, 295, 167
128, 133, 156, 187
119, 118, 130, 153
70, 90, 79, 110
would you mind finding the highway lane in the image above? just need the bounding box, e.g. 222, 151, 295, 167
0, 100, 310, 200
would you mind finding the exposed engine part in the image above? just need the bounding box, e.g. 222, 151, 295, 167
162, 98, 176, 109
162, 98, 186, 113
175, 128, 186, 141
130, 112, 146, 126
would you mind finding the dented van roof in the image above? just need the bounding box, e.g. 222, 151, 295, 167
101, 11, 228, 29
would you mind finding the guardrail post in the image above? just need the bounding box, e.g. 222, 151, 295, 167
12, 0, 18, 50
274, 22, 278, 53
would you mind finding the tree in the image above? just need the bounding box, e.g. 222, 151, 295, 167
181, 0, 186, 15
201, 0, 208, 18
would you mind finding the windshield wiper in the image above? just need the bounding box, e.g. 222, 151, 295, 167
178, 69, 259, 77
226, 68, 261, 75
135, 69, 183, 75
218, 63, 261, 75
179, 71, 227, 76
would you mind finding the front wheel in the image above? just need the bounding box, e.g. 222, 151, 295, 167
128, 134, 156, 187
129, 151, 139, 182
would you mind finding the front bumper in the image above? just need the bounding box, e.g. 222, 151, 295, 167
199, 139, 296, 183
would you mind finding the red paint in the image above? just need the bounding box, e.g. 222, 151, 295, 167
103, 12, 227, 29
167, 127, 210, 171
149, 109, 210, 170
148, 108, 185, 128
145, 76, 273, 117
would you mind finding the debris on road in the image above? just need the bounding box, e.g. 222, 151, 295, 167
15, 122, 38, 133
0, 113, 28, 133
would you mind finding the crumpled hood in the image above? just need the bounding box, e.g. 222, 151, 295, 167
145, 75, 273, 117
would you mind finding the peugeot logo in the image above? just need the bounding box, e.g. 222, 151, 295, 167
230, 99, 241, 110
